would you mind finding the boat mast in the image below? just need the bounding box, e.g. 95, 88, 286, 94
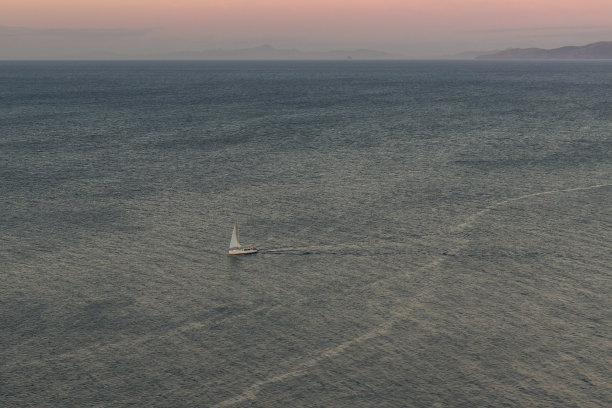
235, 216, 240, 248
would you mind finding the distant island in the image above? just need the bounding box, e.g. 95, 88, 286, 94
156, 44, 403, 60
476, 41, 612, 60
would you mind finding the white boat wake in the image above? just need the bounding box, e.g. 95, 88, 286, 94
213, 182, 612, 407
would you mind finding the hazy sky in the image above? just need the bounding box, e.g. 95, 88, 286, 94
2, 0, 612, 58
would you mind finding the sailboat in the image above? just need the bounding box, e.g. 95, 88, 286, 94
228, 217, 257, 255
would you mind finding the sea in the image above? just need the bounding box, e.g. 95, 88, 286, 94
1, 60, 611, 407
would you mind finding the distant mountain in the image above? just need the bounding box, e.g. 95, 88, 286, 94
439, 50, 502, 60
476, 41, 612, 60
156, 44, 403, 60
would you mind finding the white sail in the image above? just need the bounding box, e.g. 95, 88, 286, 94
228, 216, 256, 255
229, 219, 240, 249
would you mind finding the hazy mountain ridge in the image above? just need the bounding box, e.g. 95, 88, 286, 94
476, 41, 612, 60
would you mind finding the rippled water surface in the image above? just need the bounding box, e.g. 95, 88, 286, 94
1, 60, 611, 407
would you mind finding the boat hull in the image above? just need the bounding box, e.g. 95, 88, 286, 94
228, 247, 258, 255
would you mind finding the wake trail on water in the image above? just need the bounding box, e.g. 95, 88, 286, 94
261, 244, 407, 257
450, 183, 612, 233
260, 248, 312, 255
213, 182, 612, 408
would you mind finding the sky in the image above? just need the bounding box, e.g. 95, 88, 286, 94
2, 0, 612, 59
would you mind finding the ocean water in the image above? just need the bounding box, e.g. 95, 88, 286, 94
1, 60, 611, 407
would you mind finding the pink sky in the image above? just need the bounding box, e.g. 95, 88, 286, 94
3, 0, 612, 58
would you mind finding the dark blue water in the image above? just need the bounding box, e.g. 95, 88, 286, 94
1, 60, 611, 407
